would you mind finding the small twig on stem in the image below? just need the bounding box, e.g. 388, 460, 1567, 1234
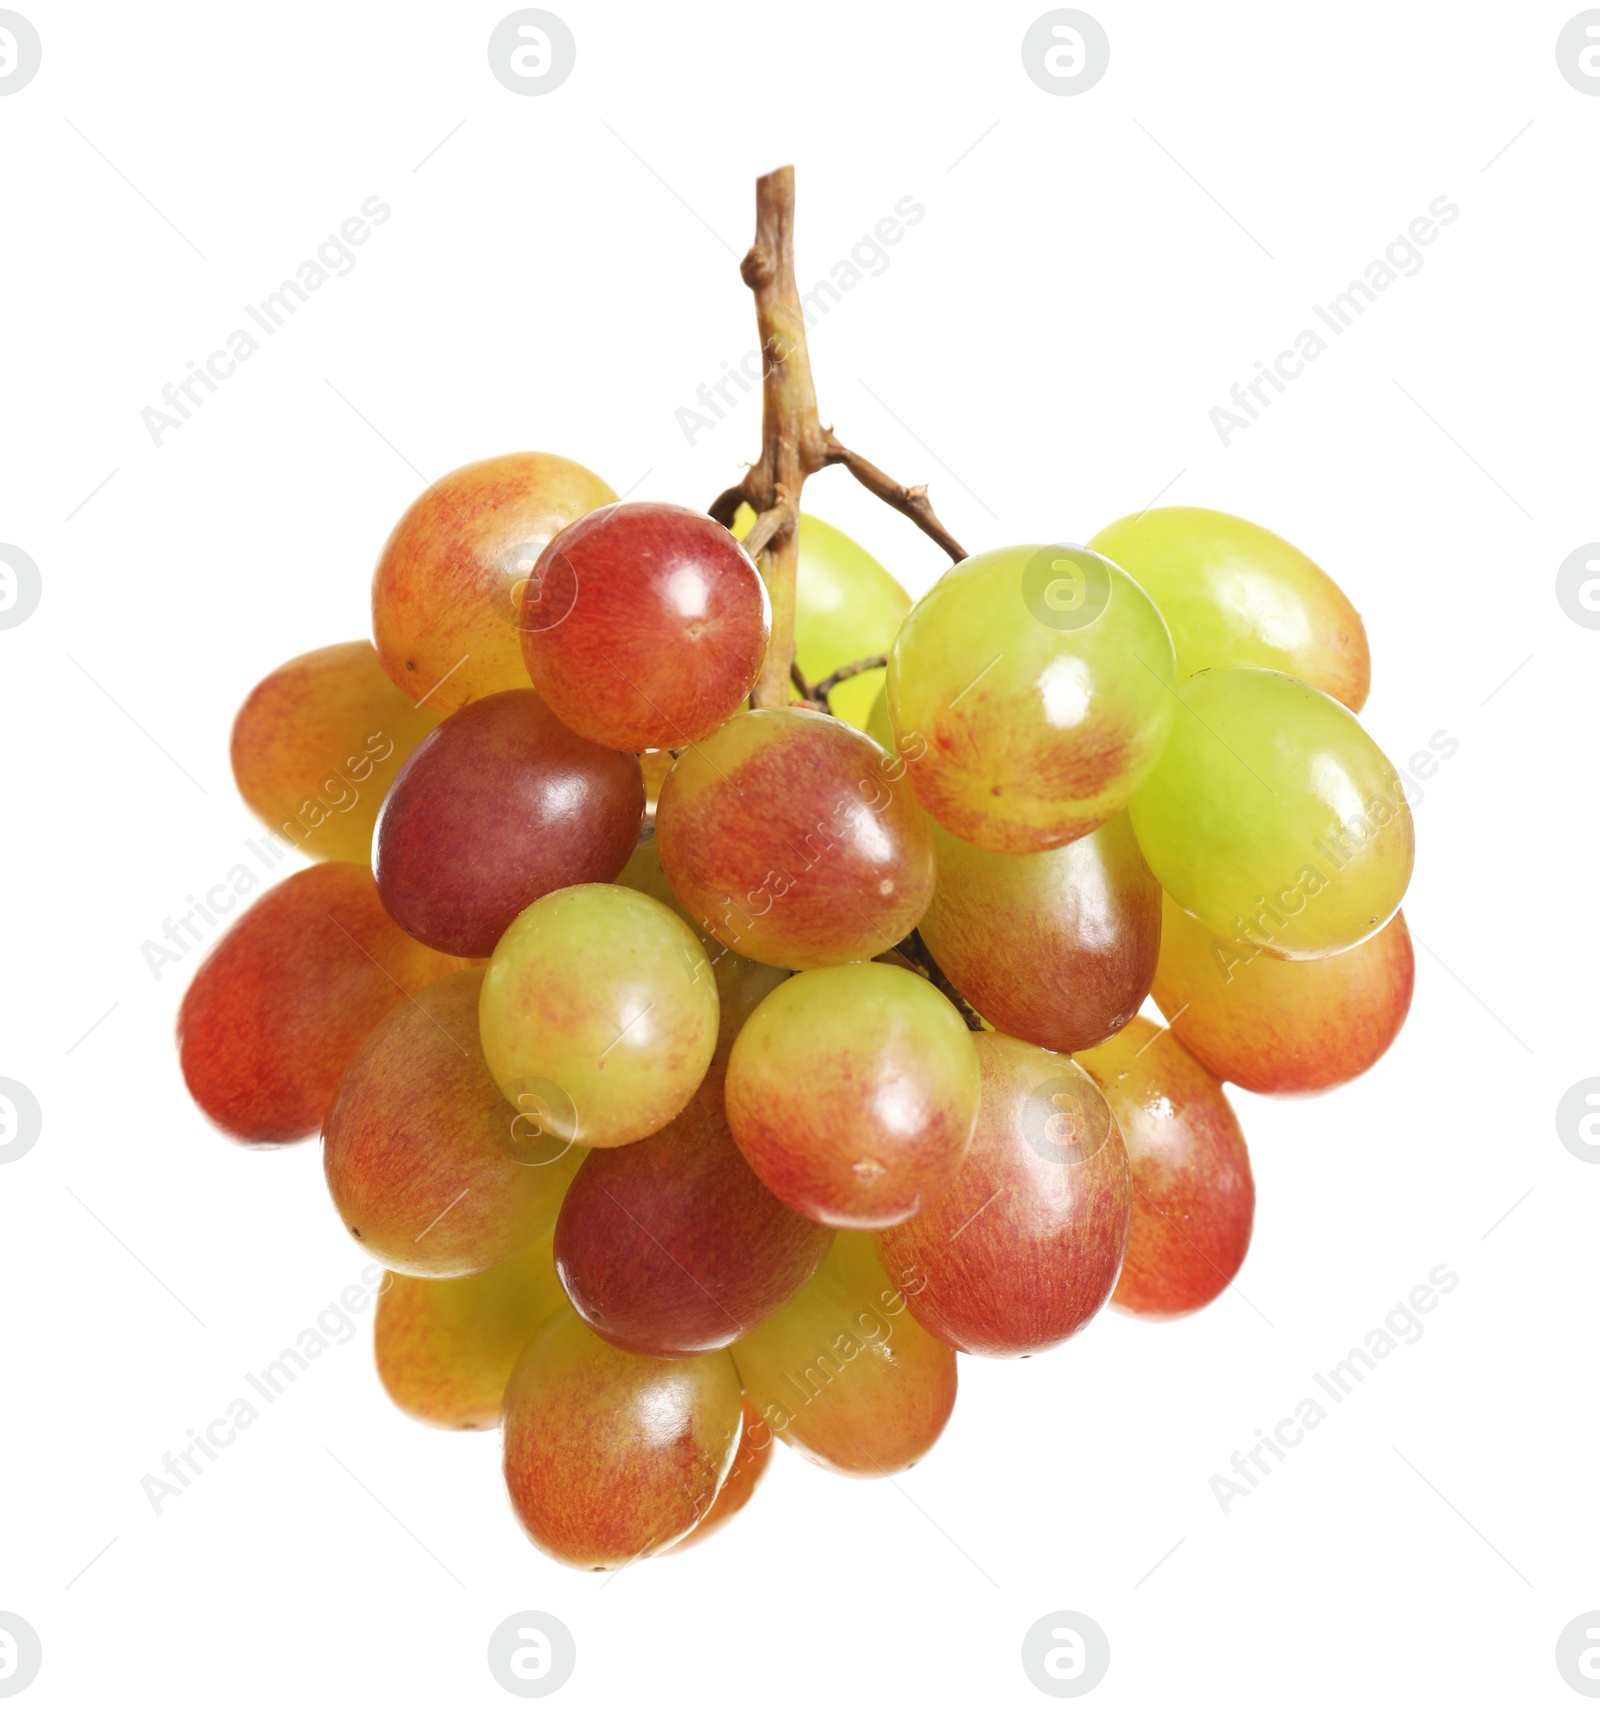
820, 431, 968, 563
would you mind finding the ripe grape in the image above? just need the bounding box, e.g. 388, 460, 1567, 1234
664, 1397, 773, 1552
374, 1236, 566, 1429
735, 506, 911, 728
502, 1306, 743, 1567
373, 690, 643, 957
1152, 893, 1414, 1093
372, 452, 616, 713
520, 501, 769, 750
230, 641, 442, 864
655, 706, 934, 968
725, 964, 980, 1229
1127, 667, 1413, 958
323, 969, 581, 1277
876, 1035, 1130, 1357
177, 863, 455, 1144
918, 811, 1160, 1052
886, 544, 1177, 853
1076, 1017, 1255, 1319
553, 1062, 832, 1356
478, 884, 719, 1148
614, 838, 789, 1056
732, 1233, 957, 1477
1088, 506, 1371, 712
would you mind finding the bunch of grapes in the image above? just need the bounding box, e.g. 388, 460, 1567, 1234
179, 440, 1415, 1568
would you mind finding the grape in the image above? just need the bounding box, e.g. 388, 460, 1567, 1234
372, 452, 616, 714
520, 501, 769, 750
1126, 667, 1413, 958
876, 1035, 1130, 1356
324, 969, 581, 1277
374, 690, 643, 957
502, 1305, 743, 1567
478, 884, 719, 1148
177, 863, 455, 1144
887, 544, 1177, 853
1076, 1017, 1254, 1319
374, 1236, 566, 1429
732, 1233, 957, 1476
554, 1061, 832, 1356
918, 811, 1160, 1052
614, 838, 790, 1056
1088, 506, 1371, 711
230, 641, 442, 865
735, 506, 911, 729
655, 706, 934, 969
1152, 893, 1414, 1093
664, 1397, 773, 1552
725, 964, 980, 1229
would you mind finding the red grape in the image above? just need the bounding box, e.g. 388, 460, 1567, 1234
664, 1397, 773, 1552
520, 501, 769, 750
918, 811, 1160, 1051
877, 1035, 1130, 1356
502, 1306, 742, 1567
178, 863, 455, 1144
324, 969, 581, 1276
655, 706, 934, 968
1077, 1017, 1255, 1318
553, 1062, 832, 1356
374, 689, 643, 957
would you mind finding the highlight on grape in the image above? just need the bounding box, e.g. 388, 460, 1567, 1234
173, 166, 1423, 1569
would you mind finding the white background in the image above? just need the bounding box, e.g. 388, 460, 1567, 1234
2, 2, 1596, 1704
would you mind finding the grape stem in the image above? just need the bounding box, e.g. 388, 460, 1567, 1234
714, 167, 967, 709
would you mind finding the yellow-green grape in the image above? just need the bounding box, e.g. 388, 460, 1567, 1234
734, 506, 910, 728
1088, 507, 1371, 712
887, 544, 1177, 853
479, 884, 718, 1147
1127, 667, 1413, 958
865, 684, 894, 753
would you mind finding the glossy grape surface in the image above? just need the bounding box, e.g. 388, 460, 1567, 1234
554, 1062, 832, 1355
1089, 506, 1371, 711
178, 863, 455, 1144
918, 811, 1161, 1052
374, 1237, 566, 1429
732, 1234, 957, 1477
1077, 1017, 1255, 1319
1127, 667, 1413, 957
520, 502, 769, 750
877, 1035, 1130, 1356
478, 884, 719, 1148
656, 706, 934, 968
374, 690, 642, 957
1152, 894, 1414, 1093
372, 452, 616, 713
664, 1397, 773, 1552
502, 1307, 743, 1567
887, 544, 1177, 852
324, 969, 581, 1276
725, 964, 980, 1228
230, 640, 442, 864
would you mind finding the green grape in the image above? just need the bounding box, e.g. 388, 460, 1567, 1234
479, 884, 719, 1147
1088, 507, 1371, 712
734, 506, 911, 729
887, 544, 1177, 853
1127, 667, 1413, 958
